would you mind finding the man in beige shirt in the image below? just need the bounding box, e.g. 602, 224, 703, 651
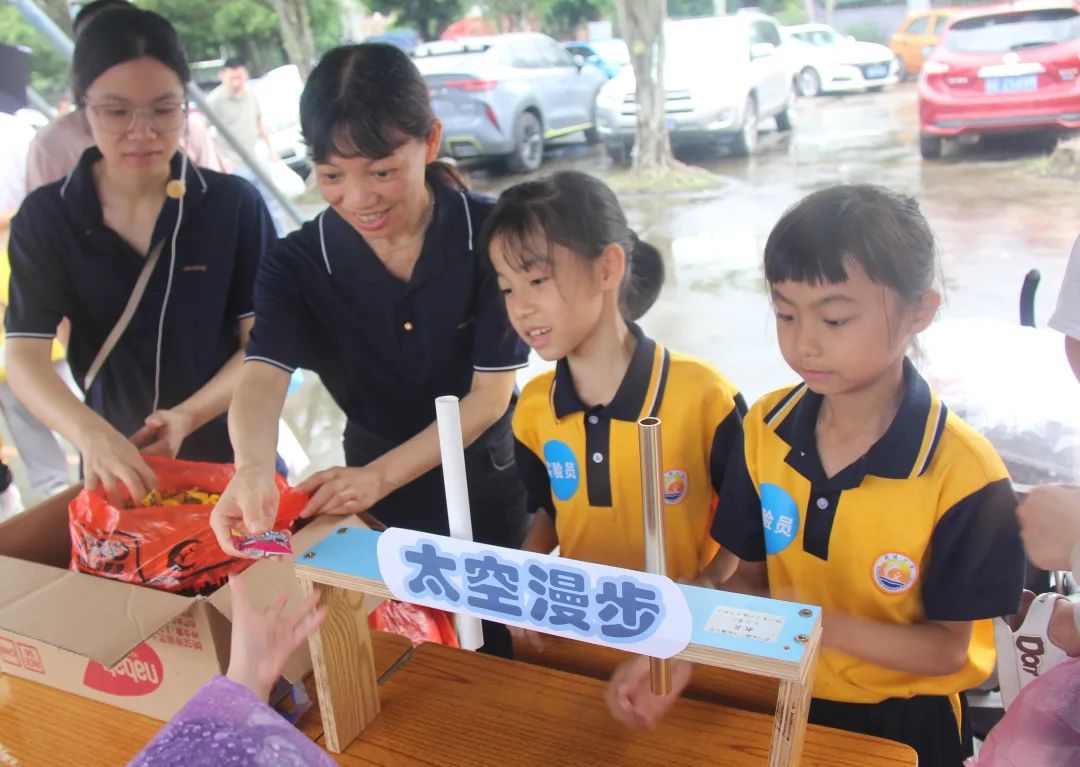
206, 57, 287, 234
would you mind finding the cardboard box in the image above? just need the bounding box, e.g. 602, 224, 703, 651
0, 486, 363, 720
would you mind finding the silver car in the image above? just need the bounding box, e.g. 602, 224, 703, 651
412, 34, 608, 173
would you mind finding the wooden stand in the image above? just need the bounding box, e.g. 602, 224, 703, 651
294, 528, 822, 767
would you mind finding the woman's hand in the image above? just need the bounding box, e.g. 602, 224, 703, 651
296, 466, 390, 527
210, 465, 281, 557
76, 422, 157, 505
130, 408, 197, 458
225, 576, 327, 702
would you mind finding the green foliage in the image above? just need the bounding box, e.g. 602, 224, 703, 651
0, 5, 71, 100
537, 0, 613, 37
668, 0, 713, 17
368, 0, 464, 41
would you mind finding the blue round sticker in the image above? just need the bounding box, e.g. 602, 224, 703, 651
760, 483, 800, 555
543, 440, 580, 501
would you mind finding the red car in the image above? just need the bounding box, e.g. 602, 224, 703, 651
918, 0, 1080, 158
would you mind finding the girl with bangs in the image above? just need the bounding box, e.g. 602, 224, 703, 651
607, 185, 1026, 767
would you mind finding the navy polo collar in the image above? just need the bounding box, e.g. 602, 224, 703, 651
552, 323, 660, 421
59, 146, 208, 234
770, 357, 948, 488
316, 174, 475, 284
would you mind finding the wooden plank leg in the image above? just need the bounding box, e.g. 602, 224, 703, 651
298, 578, 380, 753
768, 631, 821, 767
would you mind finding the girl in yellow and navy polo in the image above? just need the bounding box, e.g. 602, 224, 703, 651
481, 171, 746, 583
607, 186, 1025, 767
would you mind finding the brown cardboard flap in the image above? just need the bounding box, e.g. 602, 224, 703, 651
0, 555, 192, 667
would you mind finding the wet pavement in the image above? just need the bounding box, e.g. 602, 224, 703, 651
5, 85, 1077, 500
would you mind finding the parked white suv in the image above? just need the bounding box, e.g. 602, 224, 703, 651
594, 13, 794, 160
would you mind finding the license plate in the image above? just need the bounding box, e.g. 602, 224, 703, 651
865, 65, 888, 79
665, 116, 678, 130
986, 75, 1038, 94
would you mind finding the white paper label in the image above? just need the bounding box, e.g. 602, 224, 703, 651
703, 606, 785, 644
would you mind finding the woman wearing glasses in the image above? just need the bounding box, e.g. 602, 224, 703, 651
5, 8, 275, 503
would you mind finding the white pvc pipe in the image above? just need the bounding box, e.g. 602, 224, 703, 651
435, 395, 484, 652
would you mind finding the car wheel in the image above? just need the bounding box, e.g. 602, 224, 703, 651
505, 111, 544, 173
797, 67, 822, 98
774, 84, 795, 132
896, 58, 908, 81
731, 97, 758, 157
919, 133, 943, 160
606, 141, 631, 166
585, 97, 602, 145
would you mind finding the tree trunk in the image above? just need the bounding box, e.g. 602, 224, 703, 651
825, 0, 836, 27
266, 0, 317, 79
804, 0, 816, 23
615, 0, 677, 173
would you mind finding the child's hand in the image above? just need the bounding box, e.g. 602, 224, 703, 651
225, 576, 327, 702
605, 656, 693, 730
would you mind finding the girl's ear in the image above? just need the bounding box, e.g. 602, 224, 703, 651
597, 242, 627, 290
909, 289, 941, 334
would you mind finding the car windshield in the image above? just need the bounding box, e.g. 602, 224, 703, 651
665, 20, 744, 74
945, 8, 1080, 52
592, 39, 631, 65
792, 28, 842, 46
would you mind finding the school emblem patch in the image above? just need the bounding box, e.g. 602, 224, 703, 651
873, 553, 918, 594
663, 470, 688, 504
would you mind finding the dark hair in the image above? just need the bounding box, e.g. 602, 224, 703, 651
300, 43, 466, 187
480, 171, 665, 322
764, 184, 939, 305
223, 56, 247, 70
72, 8, 190, 107
73, 0, 130, 35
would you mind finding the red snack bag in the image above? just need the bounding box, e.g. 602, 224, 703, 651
69, 456, 307, 595
368, 600, 460, 648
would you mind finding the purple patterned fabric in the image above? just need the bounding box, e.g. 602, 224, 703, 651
967, 658, 1080, 767
127, 677, 336, 767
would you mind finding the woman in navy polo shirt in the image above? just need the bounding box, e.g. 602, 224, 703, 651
5, 9, 274, 502
210, 44, 529, 653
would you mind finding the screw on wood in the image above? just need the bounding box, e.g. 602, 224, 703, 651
795, 634, 809, 644
799, 609, 812, 618
337, 527, 349, 534
304, 551, 317, 559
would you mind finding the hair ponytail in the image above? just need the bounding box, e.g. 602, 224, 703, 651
481, 171, 666, 321
619, 233, 665, 321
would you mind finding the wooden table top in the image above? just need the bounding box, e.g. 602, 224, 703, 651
0, 633, 914, 767
325, 642, 916, 767
513, 633, 781, 714
0, 630, 413, 767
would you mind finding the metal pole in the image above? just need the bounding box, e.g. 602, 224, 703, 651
638, 416, 671, 696
7, 0, 74, 62
11, 0, 305, 227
